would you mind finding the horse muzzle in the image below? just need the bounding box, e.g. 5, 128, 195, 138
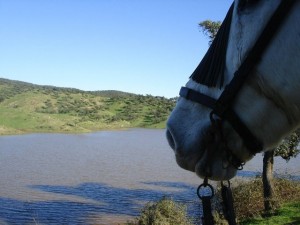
166, 126, 207, 172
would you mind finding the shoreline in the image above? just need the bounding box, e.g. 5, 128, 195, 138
0, 126, 166, 136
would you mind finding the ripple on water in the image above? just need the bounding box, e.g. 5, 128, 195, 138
0, 129, 299, 224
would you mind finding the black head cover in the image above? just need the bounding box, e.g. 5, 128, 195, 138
190, 3, 234, 88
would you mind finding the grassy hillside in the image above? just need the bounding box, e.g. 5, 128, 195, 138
0, 78, 176, 135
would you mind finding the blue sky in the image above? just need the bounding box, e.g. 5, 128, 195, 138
0, 0, 232, 98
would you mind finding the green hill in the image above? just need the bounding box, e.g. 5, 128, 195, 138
0, 78, 176, 135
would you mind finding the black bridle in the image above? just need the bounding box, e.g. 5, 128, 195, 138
186, 1, 297, 224
180, 0, 296, 158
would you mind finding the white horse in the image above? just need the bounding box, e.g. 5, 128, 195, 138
166, 0, 300, 181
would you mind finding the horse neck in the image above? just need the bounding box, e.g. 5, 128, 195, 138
225, 1, 300, 150
231, 52, 300, 151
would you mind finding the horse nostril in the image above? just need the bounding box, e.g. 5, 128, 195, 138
166, 129, 176, 150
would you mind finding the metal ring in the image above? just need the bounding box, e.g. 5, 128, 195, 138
197, 183, 215, 200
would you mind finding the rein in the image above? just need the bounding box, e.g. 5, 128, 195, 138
180, 1, 296, 224
198, 179, 236, 225
197, 116, 238, 225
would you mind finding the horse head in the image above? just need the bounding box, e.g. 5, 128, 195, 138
166, 0, 300, 181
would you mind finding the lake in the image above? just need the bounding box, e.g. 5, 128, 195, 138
0, 129, 299, 224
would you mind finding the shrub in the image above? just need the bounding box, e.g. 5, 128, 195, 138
215, 178, 300, 221
125, 178, 300, 225
126, 197, 194, 225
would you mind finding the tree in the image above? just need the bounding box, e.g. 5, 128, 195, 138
262, 130, 300, 212
275, 129, 300, 160
199, 20, 221, 45
262, 150, 276, 211
199, 19, 300, 212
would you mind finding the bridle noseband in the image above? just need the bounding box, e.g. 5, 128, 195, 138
180, 0, 295, 159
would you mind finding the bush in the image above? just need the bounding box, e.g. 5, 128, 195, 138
124, 178, 300, 225
126, 197, 194, 225
230, 179, 265, 219
215, 178, 300, 221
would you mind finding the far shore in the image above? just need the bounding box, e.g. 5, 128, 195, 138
0, 125, 166, 136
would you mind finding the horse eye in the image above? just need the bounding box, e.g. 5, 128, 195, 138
238, 0, 260, 11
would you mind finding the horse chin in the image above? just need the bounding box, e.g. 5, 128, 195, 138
175, 150, 205, 173
194, 150, 237, 181
174, 148, 237, 181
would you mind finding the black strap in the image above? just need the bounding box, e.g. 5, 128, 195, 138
216, 0, 296, 117
213, 0, 295, 153
180, 87, 216, 109
201, 197, 215, 225
180, 87, 262, 153
179, 0, 296, 155
220, 108, 262, 154
197, 179, 215, 225
221, 182, 237, 225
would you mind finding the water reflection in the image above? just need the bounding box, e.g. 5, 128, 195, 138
0, 129, 299, 224
1, 181, 200, 225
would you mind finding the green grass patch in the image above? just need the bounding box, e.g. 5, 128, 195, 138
240, 201, 300, 225
0, 78, 176, 134
210, 178, 300, 224
229, 178, 300, 221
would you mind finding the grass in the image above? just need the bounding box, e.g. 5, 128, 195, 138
230, 178, 300, 221
240, 201, 300, 225
125, 178, 300, 225
0, 78, 176, 134
212, 177, 300, 224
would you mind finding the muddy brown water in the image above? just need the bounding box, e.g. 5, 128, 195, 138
0, 129, 299, 224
